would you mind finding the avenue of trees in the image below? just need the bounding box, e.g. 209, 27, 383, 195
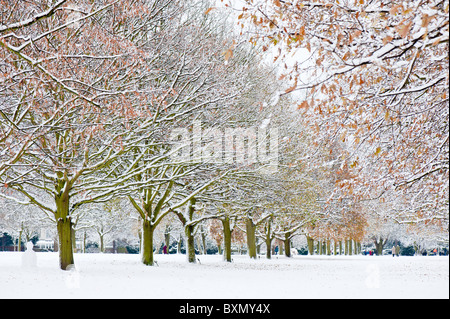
1, 0, 448, 270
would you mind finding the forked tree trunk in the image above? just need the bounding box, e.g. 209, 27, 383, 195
374, 237, 386, 256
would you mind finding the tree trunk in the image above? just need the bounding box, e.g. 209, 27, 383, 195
185, 197, 197, 263
284, 232, 292, 257
164, 226, 171, 254
375, 242, 383, 256
177, 234, 182, 254
57, 216, 74, 270
55, 188, 74, 270
142, 219, 156, 266
356, 241, 361, 255
222, 217, 232, 262
99, 233, 105, 253
307, 236, 314, 255
83, 231, 87, 253
265, 218, 272, 259
246, 218, 257, 259
374, 239, 385, 256
18, 229, 23, 252
326, 239, 331, 256
185, 224, 196, 263
201, 227, 207, 255
256, 238, 261, 255
265, 237, 272, 259
71, 227, 77, 253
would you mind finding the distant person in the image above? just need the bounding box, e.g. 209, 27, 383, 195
274, 246, 279, 255
163, 245, 168, 254
392, 245, 396, 257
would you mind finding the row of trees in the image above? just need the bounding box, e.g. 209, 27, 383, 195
1, 191, 445, 257
1, 0, 448, 270
0, 0, 318, 269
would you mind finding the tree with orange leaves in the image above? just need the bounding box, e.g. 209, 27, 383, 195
232, 0, 448, 229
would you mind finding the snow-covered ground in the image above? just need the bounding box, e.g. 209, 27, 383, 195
0, 252, 448, 299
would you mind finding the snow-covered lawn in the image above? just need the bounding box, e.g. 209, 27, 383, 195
1, 252, 448, 299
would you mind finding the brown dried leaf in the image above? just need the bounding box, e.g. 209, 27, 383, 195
397, 21, 412, 38
285, 80, 297, 93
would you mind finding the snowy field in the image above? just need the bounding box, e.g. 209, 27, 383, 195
0, 252, 448, 299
